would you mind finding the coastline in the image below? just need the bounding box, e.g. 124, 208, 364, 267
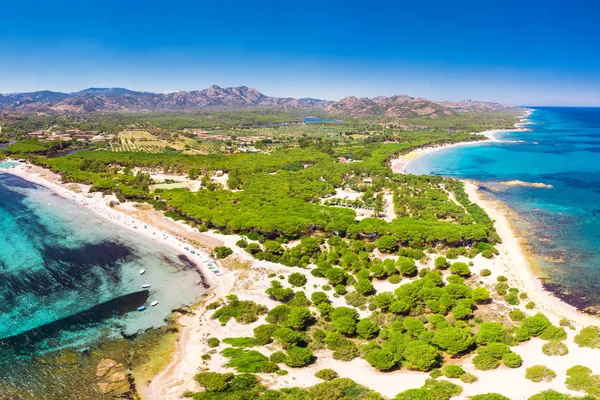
390, 106, 600, 326
0, 163, 237, 398
4, 114, 600, 399
463, 180, 599, 327
391, 109, 533, 175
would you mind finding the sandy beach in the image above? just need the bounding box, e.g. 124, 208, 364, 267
5, 127, 600, 399
391, 109, 533, 174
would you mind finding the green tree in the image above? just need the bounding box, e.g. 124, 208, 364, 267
356, 319, 380, 339
194, 372, 234, 392
354, 279, 375, 295
288, 272, 307, 287
285, 346, 313, 367
376, 235, 398, 253
403, 342, 440, 371
365, 348, 397, 371
432, 327, 475, 355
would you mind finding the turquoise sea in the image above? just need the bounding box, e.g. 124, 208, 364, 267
407, 107, 600, 313
0, 172, 206, 396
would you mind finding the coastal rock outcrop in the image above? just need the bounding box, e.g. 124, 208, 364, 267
96, 358, 130, 396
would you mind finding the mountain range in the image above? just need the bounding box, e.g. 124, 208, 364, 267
0, 86, 515, 117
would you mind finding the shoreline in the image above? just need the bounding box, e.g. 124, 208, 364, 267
392, 107, 600, 325
463, 180, 599, 327
391, 109, 534, 174
0, 163, 238, 398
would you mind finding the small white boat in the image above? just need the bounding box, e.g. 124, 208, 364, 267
139, 269, 146, 275
151, 301, 159, 306
142, 284, 151, 288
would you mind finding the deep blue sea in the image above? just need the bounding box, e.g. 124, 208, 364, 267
0, 172, 206, 396
407, 107, 600, 312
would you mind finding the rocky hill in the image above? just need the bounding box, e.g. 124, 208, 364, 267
0, 86, 515, 115
0, 86, 333, 114
325, 95, 516, 118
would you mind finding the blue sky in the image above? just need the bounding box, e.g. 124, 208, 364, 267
1, 0, 599, 105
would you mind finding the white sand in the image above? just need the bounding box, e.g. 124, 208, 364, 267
391, 110, 533, 175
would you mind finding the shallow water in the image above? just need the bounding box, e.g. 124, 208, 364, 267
0, 172, 206, 395
407, 107, 600, 312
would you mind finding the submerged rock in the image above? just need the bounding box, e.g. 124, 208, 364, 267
96, 358, 129, 395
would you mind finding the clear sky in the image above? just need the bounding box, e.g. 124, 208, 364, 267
1, 0, 600, 105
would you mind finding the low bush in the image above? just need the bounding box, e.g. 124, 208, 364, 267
525, 365, 556, 382
509, 309, 526, 321
288, 272, 307, 287
207, 337, 220, 348
221, 347, 279, 373
502, 352, 523, 368
469, 394, 510, 400
480, 269, 492, 277
473, 354, 500, 371
450, 262, 470, 277
574, 326, 600, 348
212, 299, 268, 325
315, 368, 338, 381
442, 365, 465, 379
195, 372, 234, 392
460, 373, 478, 383
213, 246, 233, 259
542, 341, 568, 356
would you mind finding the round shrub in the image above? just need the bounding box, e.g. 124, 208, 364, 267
497, 276, 508, 282
356, 318, 380, 340
315, 368, 338, 381
472, 287, 491, 303
396, 389, 430, 400
473, 354, 500, 371
539, 325, 567, 341
509, 309, 526, 321
429, 368, 442, 379
311, 291, 328, 305
450, 262, 471, 277
451, 305, 472, 320
207, 337, 220, 348
469, 394, 510, 400
526, 365, 556, 382
574, 326, 600, 348
332, 316, 357, 336
481, 342, 510, 359
460, 372, 478, 383
480, 269, 492, 277
288, 272, 307, 287
423, 379, 462, 399
442, 365, 465, 379
521, 313, 551, 337
434, 256, 450, 270
195, 372, 233, 392
397, 257, 417, 276
525, 301, 536, 309
502, 352, 523, 368
376, 235, 398, 253
542, 341, 568, 356
388, 274, 402, 284
515, 327, 532, 342
213, 246, 233, 259
354, 279, 375, 295
365, 348, 397, 371
284, 346, 313, 367
505, 294, 520, 306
